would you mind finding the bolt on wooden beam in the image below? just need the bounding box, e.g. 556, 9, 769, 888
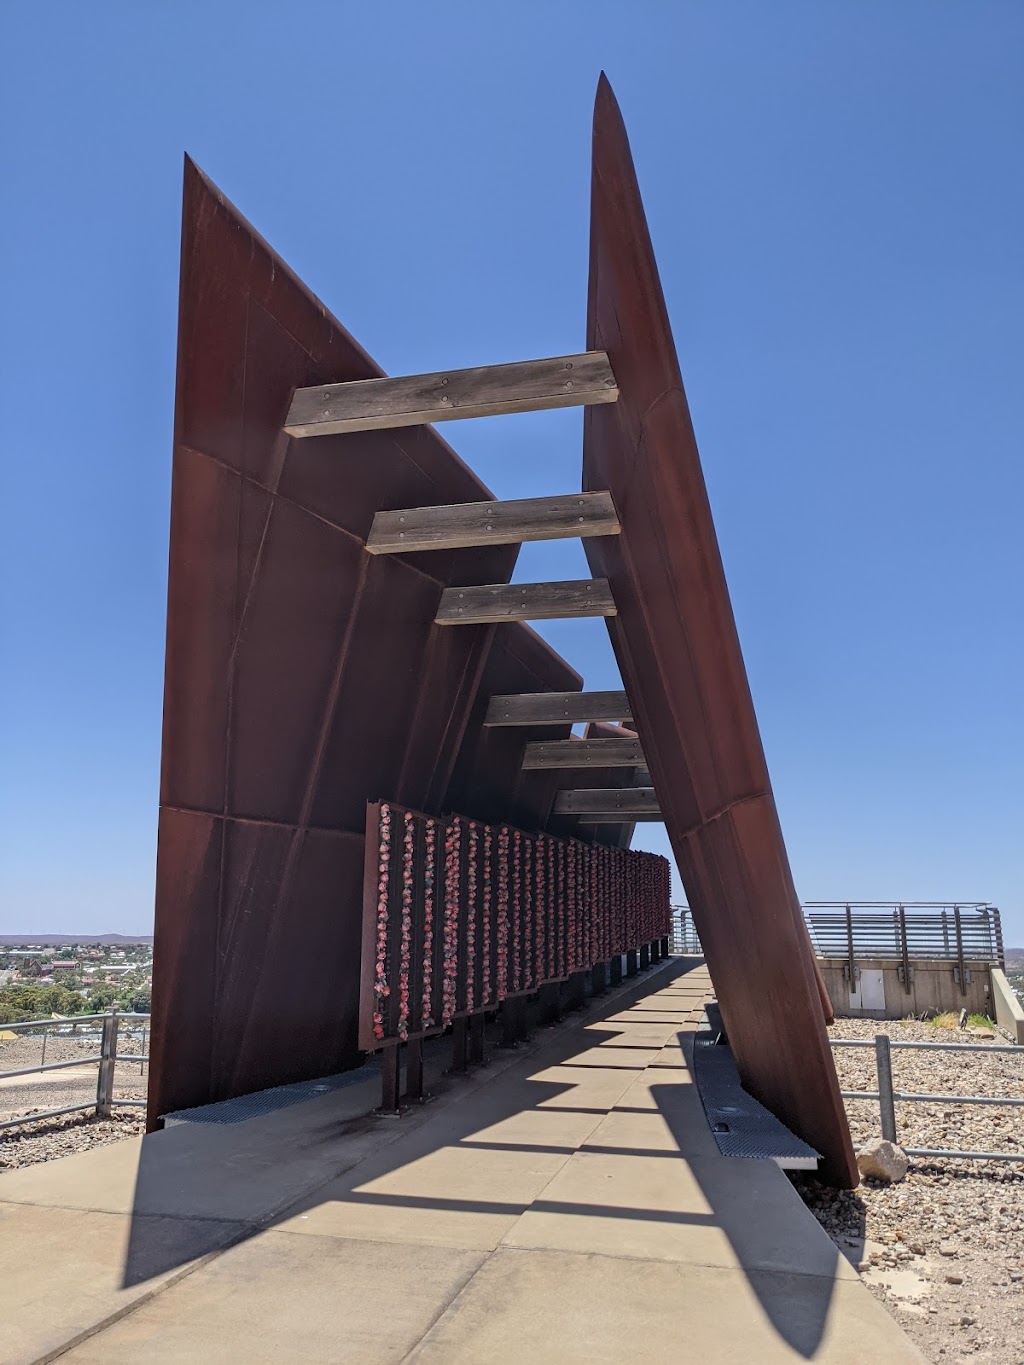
435, 579, 616, 626
366, 491, 620, 554
285, 351, 618, 437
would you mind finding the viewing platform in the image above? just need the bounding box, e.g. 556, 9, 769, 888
0, 961, 923, 1363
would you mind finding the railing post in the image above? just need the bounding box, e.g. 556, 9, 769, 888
992, 906, 1004, 970
898, 904, 911, 994
845, 903, 857, 992
953, 905, 967, 996
874, 1033, 897, 1143
96, 1011, 119, 1119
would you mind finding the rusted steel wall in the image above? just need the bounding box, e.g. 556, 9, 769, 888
150, 162, 601, 1125
582, 78, 856, 1185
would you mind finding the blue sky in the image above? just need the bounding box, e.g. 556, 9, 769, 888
1, 2, 1021, 941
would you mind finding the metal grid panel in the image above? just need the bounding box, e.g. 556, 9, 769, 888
692, 1013, 820, 1170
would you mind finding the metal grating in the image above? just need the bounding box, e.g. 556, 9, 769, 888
692, 1010, 820, 1170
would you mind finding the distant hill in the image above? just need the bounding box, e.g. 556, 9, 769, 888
0, 933, 153, 946
1004, 947, 1024, 971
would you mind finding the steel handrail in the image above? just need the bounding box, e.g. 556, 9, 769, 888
0, 1011, 150, 1131
831, 1033, 1023, 1164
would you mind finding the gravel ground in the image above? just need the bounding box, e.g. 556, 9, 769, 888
794, 1015, 1024, 1365
1, 1031, 148, 1159
0, 1110, 144, 1170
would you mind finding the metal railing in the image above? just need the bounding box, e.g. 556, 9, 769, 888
670, 905, 703, 956
0, 1012, 149, 1131
832, 1034, 1023, 1163
805, 903, 1003, 989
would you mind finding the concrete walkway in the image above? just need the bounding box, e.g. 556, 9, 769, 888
0, 961, 926, 1364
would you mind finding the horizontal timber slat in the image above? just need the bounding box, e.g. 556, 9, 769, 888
366, 491, 620, 554
285, 351, 618, 437
522, 738, 644, 770
435, 579, 616, 626
577, 812, 663, 824
484, 689, 632, 727
554, 788, 659, 816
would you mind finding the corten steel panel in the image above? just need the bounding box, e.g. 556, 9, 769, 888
444, 624, 583, 832
582, 77, 856, 1186
152, 162, 581, 1125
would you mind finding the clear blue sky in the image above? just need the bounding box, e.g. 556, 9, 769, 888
1, 2, 1021, 942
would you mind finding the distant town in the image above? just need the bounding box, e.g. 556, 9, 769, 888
0, 934, 154, 1023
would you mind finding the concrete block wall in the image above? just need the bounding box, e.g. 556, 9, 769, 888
819, 958, 995, 1021
991, 968, 1024, 1044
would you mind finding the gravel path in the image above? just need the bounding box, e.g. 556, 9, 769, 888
794, 1015, 1024, 1365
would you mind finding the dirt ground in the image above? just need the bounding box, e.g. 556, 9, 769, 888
794, 1015, 1024, 1365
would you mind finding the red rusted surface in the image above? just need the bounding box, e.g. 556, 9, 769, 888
582, 76, 855, 1185
151, 162, 598, 1126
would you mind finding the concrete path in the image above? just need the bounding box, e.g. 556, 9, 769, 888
0, 961, 926, 1363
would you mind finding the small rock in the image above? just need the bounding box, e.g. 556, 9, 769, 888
960, 1315, 976, 1327
945, 1272, 963, 1284
857, 1137, 909, 1184
939, 1241, 957, 1257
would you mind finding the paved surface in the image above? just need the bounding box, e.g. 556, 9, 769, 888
0, 960, 926, 1363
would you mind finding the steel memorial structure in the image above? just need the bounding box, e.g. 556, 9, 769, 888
150, 75, 857, 1187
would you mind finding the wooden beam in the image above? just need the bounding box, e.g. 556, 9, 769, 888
522, 738, 644, 770
484, 689, 631, 727
553, 788, 659, 816
366, 491, 619, 555
435, 579, 615, 626
285, 351, 618, 438
576, 812, 663, 824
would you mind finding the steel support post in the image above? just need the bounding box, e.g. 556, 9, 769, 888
500, 997, 528, 1048
469, 1013, 486, 1065
96, 1012, 119, 1119
567, 972, 587, 1011
404, 1038, 425, 1103
639, 943, 650, 970
380, 1045, 402, 1113
874, 1034, 897, 1143
660, 935, 670, 958
450, 1017, 469, 1072
626, 950, 638, 978
609, 955, 623, 985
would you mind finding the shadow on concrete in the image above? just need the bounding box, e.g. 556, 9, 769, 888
121, 959, 858, 1358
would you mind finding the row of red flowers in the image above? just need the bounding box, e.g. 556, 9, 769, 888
368, 803, 670, 1047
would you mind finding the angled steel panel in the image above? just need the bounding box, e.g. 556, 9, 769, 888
582, 76, 856, 1185
152, 163, 586, 1124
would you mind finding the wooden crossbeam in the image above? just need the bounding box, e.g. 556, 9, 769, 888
576, 812, 663, 823
366, 491, 619, 555
522, 738, 644, 770
553, 788, 659, 816
484, 689, 632, 727
285, 351, 618, 438
435, 579, 615, 626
